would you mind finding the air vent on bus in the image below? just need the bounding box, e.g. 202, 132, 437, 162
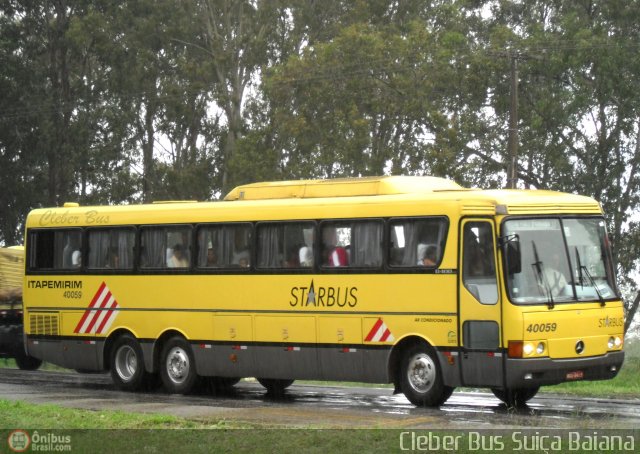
29, 312, 59, 336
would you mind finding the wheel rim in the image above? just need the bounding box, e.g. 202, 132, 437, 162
114, 345, 138, 382
165, 346, 190, 385
406, 352, 436, 394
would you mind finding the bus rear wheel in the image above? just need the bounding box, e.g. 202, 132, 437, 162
399, 343, 452, 407
257, 378, 294, 394
160, 337, 198, 394
110, 334, 146, 391
491, 387, 539, 407
15, 349, 43, 371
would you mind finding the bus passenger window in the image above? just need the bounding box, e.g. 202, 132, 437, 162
256, 222, 314, 269
29, 229, 83, 271
197, 224, 252, 269
388, 218, 448, 268
140, 226, 191, 269
87, 228, 135, 270
321, 221, 383, 268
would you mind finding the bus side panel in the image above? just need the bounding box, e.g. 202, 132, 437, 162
192, 343, 256, 377
252, 315, 319, 379
317, 316, 363, 380
25, 338, 65, 367
192, 315, 255, 377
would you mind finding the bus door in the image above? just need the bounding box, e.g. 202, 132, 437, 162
458, 219, 503, 387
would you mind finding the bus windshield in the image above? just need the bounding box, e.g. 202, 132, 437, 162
503, 217, 618, 305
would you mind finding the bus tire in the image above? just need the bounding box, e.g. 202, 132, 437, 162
160, 337, 198, 394
15, 351, 43, 371
110, 334, 146, 391
399, 343, 452, 407
491, 387, 539, 407
257, 378, 294, 394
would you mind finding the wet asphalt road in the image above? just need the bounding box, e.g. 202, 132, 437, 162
1, 368, 639, 429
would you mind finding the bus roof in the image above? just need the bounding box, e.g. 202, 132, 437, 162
25, 177, 603, 228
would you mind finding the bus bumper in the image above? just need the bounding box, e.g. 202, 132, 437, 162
504, 350, 624, 388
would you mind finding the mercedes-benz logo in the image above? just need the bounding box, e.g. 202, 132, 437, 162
575, 340, 585, 354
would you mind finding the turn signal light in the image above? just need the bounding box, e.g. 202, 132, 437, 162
508, 341, 524, 358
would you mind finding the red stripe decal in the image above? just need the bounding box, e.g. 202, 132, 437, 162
84, 292, 111, 334
96, 300, 119, 334
74, 282, 107, 333
365, 318, 383, 342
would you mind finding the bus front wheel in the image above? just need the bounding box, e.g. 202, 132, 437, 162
160, 337, 198, 394
491, 387, 539, 407
110, 334, 146, 391
399, 344, 452, 407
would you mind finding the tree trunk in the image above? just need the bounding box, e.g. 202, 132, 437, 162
625, 290, 640, 335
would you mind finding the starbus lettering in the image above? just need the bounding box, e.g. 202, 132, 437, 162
289, 280, 358, 308
598, 316, 624, 328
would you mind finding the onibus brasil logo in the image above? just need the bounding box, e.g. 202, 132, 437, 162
7, 430, 30, 452
8, 430, 72, 452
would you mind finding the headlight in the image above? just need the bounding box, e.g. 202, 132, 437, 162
536, 342, 545, 355
608, 336, 623, 349
523, 343, 535, 355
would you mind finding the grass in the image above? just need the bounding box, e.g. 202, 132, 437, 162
0, 400, 407, 454
0, 399, 231, 429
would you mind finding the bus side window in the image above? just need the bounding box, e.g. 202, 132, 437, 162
256, 222, 314, 269
388, 218, 448, 267
320, 220, 383, 269
29, 229, 83, 271
197, 223, 252, 269
87, 228, 135, 270
140, 226, 191, 269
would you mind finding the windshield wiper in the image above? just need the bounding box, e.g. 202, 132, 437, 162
531, 241, 555, 309
574, 247, 605, 306
580, 264, 606, 307
574, 247, 584, 288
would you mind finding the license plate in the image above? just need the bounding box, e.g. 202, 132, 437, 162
566, 370, 584, 380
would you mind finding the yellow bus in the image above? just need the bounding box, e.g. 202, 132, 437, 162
22, 176, 625, 406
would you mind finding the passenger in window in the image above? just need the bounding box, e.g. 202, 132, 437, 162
417, 244, 438, 267
63, 235, 82, 268
299, 246, 313, 267
322, 227, 348, 267
542, 252, 568, 296
467, 247, 485, 276
284, 245, 301, 268
71, 250, 82, 268
107, 246, 120, 268
233, 249, 250, 267
167, 244, 189, 268
206, 248, 218, 267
